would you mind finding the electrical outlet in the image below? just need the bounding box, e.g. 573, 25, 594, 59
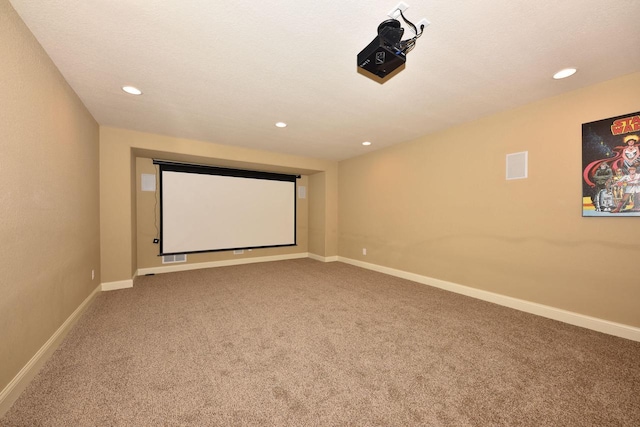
363, 248, 367, 255
416, 18, 430, 32
388, 2, 409, 19
91, 270, 95, 280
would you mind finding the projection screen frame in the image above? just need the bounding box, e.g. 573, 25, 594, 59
154, 160, 299, 256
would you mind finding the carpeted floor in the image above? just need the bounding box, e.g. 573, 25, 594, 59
2, 259, 639, 426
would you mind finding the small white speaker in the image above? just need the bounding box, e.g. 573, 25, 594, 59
506, 151, 528, 180
141, 173, 156, 191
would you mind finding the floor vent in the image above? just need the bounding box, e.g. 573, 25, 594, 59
162, 254, 187, 264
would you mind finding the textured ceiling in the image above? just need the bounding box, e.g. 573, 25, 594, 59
9, 0, 640, 161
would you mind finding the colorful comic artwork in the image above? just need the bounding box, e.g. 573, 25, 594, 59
582, 111, 640, 217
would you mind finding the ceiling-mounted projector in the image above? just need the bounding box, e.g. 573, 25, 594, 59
357, 11, 426, 80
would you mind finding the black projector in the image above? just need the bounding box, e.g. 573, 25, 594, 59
357, 19, 406, 79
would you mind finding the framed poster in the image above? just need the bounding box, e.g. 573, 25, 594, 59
582, 111, 640, 217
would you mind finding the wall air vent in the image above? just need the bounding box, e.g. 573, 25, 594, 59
162, 254, 187, 264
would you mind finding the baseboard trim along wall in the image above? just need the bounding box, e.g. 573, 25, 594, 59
338, 257, 640, 342
101, 279, 134, 291
136, 252, 310, 276
308, 253, 339, 263
0, 284, 101, 417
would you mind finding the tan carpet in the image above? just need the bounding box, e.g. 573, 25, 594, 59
2, 259, 639, 426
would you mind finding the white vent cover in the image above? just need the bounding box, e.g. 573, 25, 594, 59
506, 151, 528, 180
162, 254, 187, 264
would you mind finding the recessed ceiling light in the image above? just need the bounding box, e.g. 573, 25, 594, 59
553, 68, 577, 80
122, 85, 142, 95
362, 141, 372, 146
275, 122, 287, 128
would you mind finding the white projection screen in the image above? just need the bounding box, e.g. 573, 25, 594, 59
155, 161, 297, 255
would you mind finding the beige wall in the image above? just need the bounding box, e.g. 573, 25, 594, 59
338, 72, 640, 327
135, 157, 310, 269
308, 172, 327, 256
307, 168, 339, 258
0, 0, 100, 393
100, 127, 338, 283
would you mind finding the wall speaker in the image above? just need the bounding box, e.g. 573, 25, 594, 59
506, 151, 528, 180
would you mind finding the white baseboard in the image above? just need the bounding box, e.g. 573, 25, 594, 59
137, 252, 310, 276
308, 253, 339, 263
101, 279, 134, 291
339, 257, 640, 342
0, 284, 101, 417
